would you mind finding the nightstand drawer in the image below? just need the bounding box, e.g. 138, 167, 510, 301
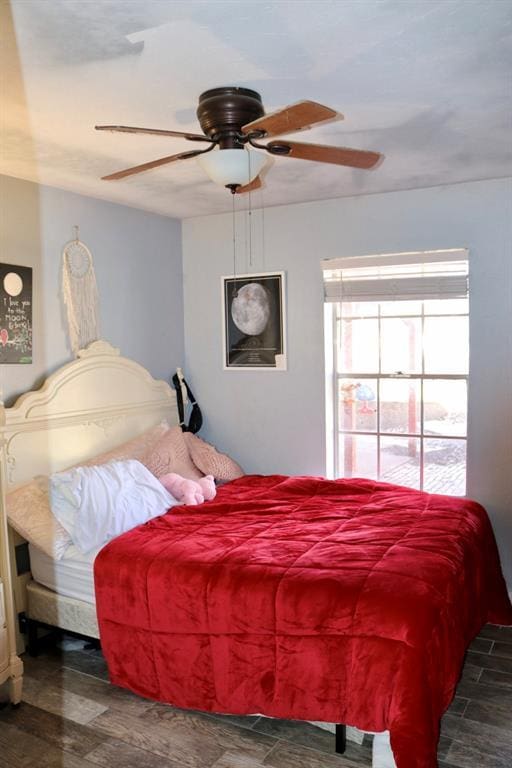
0, 626, 7, 670
0, 580, 5, 625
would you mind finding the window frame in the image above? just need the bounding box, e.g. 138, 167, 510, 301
327, 296, 469, 494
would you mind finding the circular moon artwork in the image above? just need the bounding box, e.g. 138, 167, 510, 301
3, 271, 23, 297
231, 282, 270, 336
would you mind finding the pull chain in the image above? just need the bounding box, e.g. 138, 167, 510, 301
248, 151, 253, 268
248, 200, 253, 270
232, 192, 237, 296
261, 190, 266, 272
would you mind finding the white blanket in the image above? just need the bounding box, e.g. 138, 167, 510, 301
49, 459, 176, 554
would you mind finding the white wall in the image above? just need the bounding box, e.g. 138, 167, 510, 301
183, 177, 512, 588
0, 175, 183, 405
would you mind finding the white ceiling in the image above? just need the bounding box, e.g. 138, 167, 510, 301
2, 0, 511, 219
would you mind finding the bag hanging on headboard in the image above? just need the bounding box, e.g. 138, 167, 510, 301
172, 370, 203, 434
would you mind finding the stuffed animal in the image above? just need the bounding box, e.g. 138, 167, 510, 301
196, 474, 216, 501
158, 472, 216, 506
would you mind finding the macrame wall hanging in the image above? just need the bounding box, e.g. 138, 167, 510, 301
62, 226, 100, 356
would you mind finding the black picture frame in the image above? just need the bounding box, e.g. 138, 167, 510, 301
222, 271, 286, 370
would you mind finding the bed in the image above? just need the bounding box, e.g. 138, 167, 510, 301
2, 340, 511, 768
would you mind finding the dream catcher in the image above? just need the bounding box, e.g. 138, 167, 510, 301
62, 227, 100, 355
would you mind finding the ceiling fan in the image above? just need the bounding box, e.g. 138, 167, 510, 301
95, 87, 382, 194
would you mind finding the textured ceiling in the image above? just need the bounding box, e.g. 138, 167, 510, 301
1, 0, 511, 218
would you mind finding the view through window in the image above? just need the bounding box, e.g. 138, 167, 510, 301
324, 252, 469, 495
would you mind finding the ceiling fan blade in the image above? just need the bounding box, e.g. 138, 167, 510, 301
266, 140, 382, 169
242, 101, 340, 138
235, 176, 263, 194
101, 149, 207, 180
95, 125, 211, 143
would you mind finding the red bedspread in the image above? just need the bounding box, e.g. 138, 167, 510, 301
95, 476, 512, 767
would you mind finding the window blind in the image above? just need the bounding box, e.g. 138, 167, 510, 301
322, 249, 469, 303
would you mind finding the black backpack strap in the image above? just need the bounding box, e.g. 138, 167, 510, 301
171, 372, 187, 431
182, 379, 197, 406
172, 371, 203, 434
181, 378, 203, 434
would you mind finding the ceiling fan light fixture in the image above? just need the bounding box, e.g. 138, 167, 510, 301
196, 148, 266, 188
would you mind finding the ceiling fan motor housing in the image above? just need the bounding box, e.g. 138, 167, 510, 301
197, 87, 264, 148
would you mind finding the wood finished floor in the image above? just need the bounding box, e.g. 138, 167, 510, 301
1, 624, 511, 768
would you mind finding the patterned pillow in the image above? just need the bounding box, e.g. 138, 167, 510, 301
6, 477, 72, 560
143, 426, 203, 480
184, 433, 244, 482
81, 421, 169, 467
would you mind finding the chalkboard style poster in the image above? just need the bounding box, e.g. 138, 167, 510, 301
222, 271, 287, 370
0, 264, 33, 364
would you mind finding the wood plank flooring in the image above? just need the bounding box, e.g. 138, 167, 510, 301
1, 624, 511, 767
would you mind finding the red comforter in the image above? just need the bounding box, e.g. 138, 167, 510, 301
95, 476, 512, 767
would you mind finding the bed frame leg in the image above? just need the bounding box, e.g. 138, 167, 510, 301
27, 618, 39, 657
335, 723, 346, 754
84, 638, 101, 651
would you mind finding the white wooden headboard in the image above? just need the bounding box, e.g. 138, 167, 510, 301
0, 340, 179, 489
0, 340, 180, 651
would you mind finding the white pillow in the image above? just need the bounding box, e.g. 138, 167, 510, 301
49, 460, 176, 554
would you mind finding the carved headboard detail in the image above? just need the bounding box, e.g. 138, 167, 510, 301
0, 340, 179, 488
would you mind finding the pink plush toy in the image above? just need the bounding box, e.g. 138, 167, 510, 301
158, 472, 216, 506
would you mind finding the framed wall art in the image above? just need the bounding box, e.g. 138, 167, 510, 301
0, 263, 33, 364
221, 271, 287, 370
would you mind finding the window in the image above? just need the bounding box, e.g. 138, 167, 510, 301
323, 250, 469, 495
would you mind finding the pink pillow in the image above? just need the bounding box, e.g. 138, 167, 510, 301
184, 433, 244, 482
143, 426, 203, 480
81, 422, 169, 468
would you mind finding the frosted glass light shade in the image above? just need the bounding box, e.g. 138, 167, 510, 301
197, 148, 266, 187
